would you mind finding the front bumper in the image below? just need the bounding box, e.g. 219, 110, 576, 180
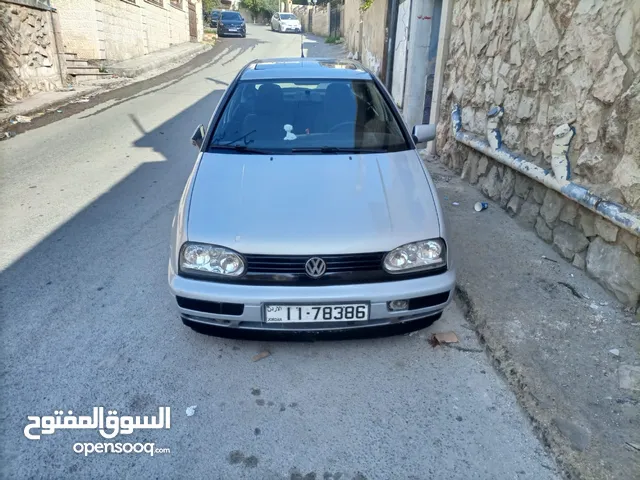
218, 27, 245, 36
169, 262, 456, 331
280, 25, 301, 32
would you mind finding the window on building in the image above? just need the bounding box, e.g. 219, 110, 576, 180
145, 0, 163, 6
170, 0, 182, 7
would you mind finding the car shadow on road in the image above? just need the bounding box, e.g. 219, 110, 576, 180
0, 88, 225, 347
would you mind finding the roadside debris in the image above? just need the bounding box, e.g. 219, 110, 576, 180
541, 255, 558, 263
590, 303, 599, 310
72, 97, 91, 103
2, 132, 16, 139
14, 115, 32, 123
252, 350, 271, 362
186, 405, 197, 416
429, 331, 459, 346
626, 442, 640, 452
474, 202, 488, 212
609, 349, 620, 357
557, 281, 584, 299
452, 202, 460, 206
619, 365, 640, 391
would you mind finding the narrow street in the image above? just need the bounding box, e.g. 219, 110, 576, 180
0, 28, 560, 479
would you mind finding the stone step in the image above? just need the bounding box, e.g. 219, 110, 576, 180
67, 66, 102, 75
66, 58, 89, 67
64, 52, 78, 61
69, 72, 114, 83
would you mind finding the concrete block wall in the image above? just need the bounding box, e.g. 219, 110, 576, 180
0, 0, 64, 104
436, 0, 640, 307
98, 0, 145, 60
343, 0, 387, 76
311, 5, 329, 37
51, 0, 100, 59
53, 0, 203, 62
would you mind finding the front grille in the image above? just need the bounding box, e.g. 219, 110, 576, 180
178, 253, 447, 286
245, 252, 384, 274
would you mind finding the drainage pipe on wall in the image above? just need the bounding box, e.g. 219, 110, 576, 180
450, 105, 640, 237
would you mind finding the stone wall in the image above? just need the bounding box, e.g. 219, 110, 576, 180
343, 0, 387, 76
0, 0, 64, 105
53, 0, 203, 62
436, 0, 640, 307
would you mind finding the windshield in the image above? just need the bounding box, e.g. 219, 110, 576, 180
221, 11, 242, 20
212, 11, 220, 17
280, 13, 296, 20
208, 79, 410, 154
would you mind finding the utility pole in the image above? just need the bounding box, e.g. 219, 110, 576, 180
402, 0, 435, 129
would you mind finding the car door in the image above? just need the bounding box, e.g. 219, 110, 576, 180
272, 13, 278, 29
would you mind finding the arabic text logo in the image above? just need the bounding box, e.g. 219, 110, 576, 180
24, 406, 171, 440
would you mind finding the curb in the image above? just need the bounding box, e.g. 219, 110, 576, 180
0, 86, 104, 132
453, 285, 606, 480
108, 44, 212, 78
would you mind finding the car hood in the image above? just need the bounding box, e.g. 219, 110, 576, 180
186, 151, 441, 255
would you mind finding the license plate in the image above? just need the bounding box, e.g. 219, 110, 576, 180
229, 28, 237, 31
265, 304, 369, 323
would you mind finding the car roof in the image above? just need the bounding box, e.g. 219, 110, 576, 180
239, 58, 373, 81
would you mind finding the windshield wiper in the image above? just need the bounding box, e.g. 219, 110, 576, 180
208, 144, 272, 155
290, 147, 388, 154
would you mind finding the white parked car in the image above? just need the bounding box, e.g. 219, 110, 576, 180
271, 12, 302, 33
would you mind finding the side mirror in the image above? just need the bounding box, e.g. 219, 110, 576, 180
412, 123, 437, 144
191, 124, 205, 149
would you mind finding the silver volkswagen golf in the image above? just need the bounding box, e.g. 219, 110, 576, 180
169, 58, 456, 335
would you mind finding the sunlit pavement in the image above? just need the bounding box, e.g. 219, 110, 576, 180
0, 27, 559, 480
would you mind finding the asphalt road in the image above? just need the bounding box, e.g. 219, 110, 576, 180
0, 28, 560, 480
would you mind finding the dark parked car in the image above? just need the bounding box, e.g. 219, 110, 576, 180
210, 9, 222, 28
217, 11, 246, 38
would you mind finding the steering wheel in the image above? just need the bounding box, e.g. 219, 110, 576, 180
328, 121, 362, 133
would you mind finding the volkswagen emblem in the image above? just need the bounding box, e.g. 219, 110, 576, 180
305, 257, 327, 278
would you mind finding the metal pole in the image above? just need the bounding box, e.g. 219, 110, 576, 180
383, 0, 399, 91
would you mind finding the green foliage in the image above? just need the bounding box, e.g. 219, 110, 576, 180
203, 0, 221, 12
240, 0, 278, 16
325, 36, 342, 44
360, 0, 374, 12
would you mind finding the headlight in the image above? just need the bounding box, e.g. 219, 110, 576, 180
383, 239, 446, 273
180, 242, 245, 277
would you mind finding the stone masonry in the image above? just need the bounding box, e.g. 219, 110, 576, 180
436, 0, 640, 308
0, 0, 63, 104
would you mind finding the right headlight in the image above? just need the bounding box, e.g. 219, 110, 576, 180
383, 239, 446, 273
179, 242, 245, 277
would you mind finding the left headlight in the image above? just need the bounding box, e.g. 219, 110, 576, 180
179, 242, 245, 277
383, 239, 446, 273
